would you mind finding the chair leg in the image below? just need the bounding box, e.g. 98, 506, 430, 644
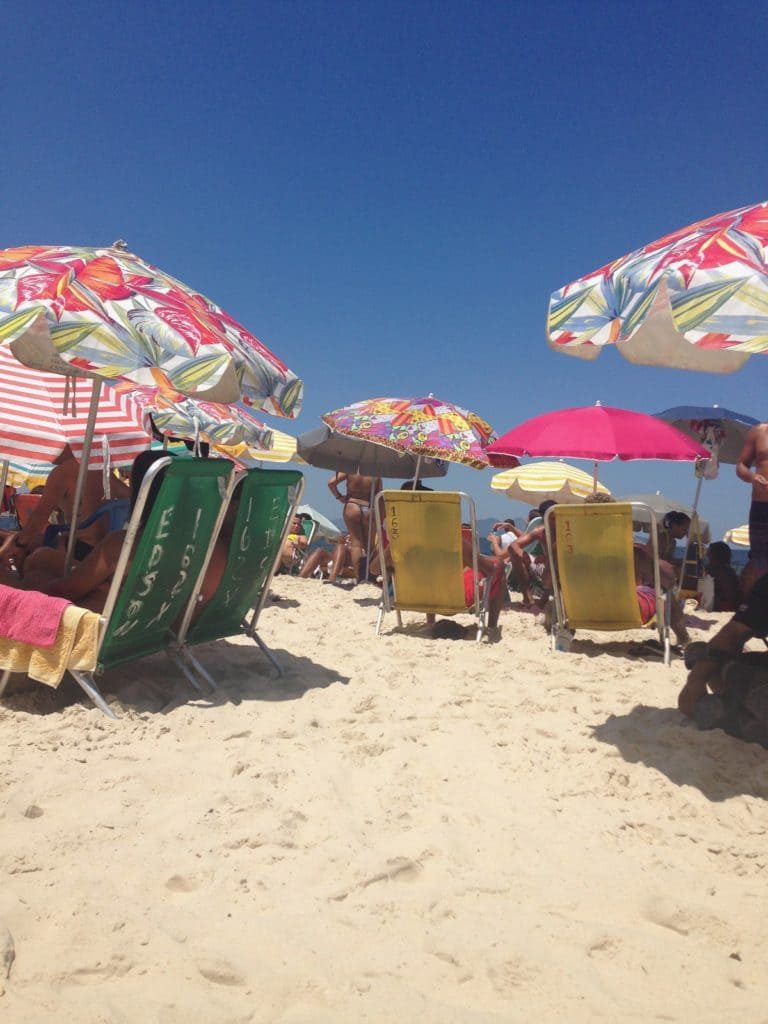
167, 649, 209, 694
251, 631, 282, 676
68, 670, 118, 719
180, 648, 220, 691
375, 606, 385, 636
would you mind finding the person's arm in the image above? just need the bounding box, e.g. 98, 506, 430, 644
328, 473, 346, 503
487, 534, 506, 557
736, 429, 767, 487
40, 533, 122, 602
510, 524, 546, 555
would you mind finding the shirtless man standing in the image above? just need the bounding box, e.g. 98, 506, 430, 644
736, 422, 768, 578
328, 471, 382, 582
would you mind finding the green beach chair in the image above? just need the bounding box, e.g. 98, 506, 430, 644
171, 466, 304, 686
68, 456, 235, 718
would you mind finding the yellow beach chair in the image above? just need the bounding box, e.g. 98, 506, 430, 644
373, 489, 489, 642
544, 501, 672, 665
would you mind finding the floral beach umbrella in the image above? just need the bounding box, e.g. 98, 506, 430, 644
548, 201, 768, 373
490, 460, 611, 505
322, 395, 499, 470
112, 381, 275, 452
0, 243, 303, 414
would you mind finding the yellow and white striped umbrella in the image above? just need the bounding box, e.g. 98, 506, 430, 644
490, 460, 610, 505
724, 524, 749, 547
215, 427, 297, 465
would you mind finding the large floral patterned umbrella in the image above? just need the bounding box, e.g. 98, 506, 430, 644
322, 395, 498, 470
548, 201, 768, 373
112, 381, 275, 452
0, 243, 303, 414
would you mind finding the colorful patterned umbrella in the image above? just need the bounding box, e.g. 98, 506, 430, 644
113, 381, 274, 452
548, 201, 768, 373
0, 346, 150, 470
322, 395, 498, 470
0, 243, 303, 413
488, 404, 709, 466
724, 524, 749, 547
491, 461, 611, 505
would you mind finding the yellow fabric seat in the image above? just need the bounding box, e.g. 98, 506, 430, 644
374, 490, 488, 641
545, 502, 671, 664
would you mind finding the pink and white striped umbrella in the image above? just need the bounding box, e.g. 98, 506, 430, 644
0, 347, 151, 469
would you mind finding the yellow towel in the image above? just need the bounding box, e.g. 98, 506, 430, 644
0, 604, 100, 687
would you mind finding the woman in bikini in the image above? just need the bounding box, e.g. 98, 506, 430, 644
327, 472, 382, 582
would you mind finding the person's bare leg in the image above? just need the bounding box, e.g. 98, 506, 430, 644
678, 620, 751, 716
669, 595, 690, 646
298, 548, 328, 579
343, 502, 365, 580
328, 539, 348, 583
21, 547, 67, 590
507, 547, 534, 604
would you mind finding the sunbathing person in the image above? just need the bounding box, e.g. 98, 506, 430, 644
0, 445, 130, 570
328, 471, 382, 582
298, 535, 356, 582
506, 500, 555, 606
279, 514, 310, 572
19, 451, 170, 613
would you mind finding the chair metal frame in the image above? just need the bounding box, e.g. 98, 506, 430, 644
374, 489, 489, 642
544, 501, 672, 666
68, 457, 235, 716
170, 470, 305, 687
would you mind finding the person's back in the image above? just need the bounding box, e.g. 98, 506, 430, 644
706, 542, 740, 612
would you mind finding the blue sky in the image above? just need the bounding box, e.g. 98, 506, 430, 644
4, 0, 767, 538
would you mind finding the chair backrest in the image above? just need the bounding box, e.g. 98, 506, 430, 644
97, 458, 234, 671
547, 502, 644, 631
376, 490, 470, 616
180, 467, 304, 647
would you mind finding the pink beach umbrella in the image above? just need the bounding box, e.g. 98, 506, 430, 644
487, 403, 710, 485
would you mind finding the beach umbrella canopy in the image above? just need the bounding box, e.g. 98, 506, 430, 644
216, 427, 297, 466
621, 492, 710, 542
488, 404, 710, 466
114, 382, 274, 452
491, 461, 611, 505
0, 242, 303, 413
296, 423, 448, 478
654, 404, 758, 465
0, 347, 150, 470
296, 503, 342, 541
322, 395, 499, 470
548, 201, 768, 373
724, 524, 749, 547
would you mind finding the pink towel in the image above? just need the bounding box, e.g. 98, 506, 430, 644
0, 585, 71, 648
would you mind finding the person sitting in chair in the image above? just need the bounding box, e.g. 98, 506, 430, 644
0, 445, 130, 570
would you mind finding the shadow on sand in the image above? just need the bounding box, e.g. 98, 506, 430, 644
593, 704, 768, 801
1, 640, 349, 719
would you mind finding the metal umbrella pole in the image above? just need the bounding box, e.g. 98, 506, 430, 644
0, 460, 9, 514
64, 378, 102, 574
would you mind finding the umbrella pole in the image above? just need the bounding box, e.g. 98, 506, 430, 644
591, 461, 599, 492
414, 455, 422, 487
64, 379, 102, 574
364, 478, 376, 578
0, 460, 9, 515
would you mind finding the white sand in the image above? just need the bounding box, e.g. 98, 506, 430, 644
1, 578, 767, 1023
